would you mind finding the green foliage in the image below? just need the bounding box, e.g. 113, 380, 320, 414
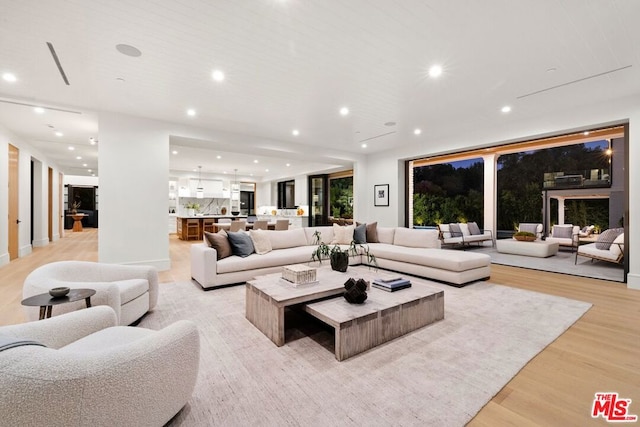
309, 230, 377, 268
329, 177, 353, 219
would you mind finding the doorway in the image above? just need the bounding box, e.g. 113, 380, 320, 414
8, 144, 19, 260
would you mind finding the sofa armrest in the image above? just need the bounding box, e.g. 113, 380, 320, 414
190, 243, 218, 287
0, 306, 117, 349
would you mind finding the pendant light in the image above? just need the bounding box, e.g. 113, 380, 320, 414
196, 165, 204, 199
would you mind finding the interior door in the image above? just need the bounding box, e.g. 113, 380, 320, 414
59, 172, 63, 237
8, 144, 19, 260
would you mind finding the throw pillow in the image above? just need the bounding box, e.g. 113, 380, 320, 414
459, 223, 471, 236
449, 223, 462, 236
552, 226, 573, 239
467, 222, 482, 235
439, 224, 451, 239
595, 228, 624, 250
366, 222, 379, 243
354, 223, 367, 244
227, 231, 255, 257
331, 223, 355, 244
203, 231, 232, 260
249, 229, 272, 255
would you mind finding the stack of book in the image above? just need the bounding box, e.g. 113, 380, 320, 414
372, 277, 411, 292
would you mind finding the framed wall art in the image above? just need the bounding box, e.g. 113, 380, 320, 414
374, 184, 389, 206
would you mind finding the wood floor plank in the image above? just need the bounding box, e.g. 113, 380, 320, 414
1, 231, 638, 426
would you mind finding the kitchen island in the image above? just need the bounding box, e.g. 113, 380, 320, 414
176, 215, 247, 240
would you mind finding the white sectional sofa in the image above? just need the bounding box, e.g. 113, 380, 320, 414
191, 225, 491, 289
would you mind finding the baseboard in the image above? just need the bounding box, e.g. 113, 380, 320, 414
0, 253, 9, 267
32, 238, 49, 248
19, 244, 32, 257
118, 258, 171, 271
627, 273, 640, 290
52, 233, 60, 242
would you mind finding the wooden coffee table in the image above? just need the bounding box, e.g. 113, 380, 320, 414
245, 266, 444, 360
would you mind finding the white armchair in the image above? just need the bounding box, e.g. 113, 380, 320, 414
0, 306, 200, 427
23, 261, 159, 326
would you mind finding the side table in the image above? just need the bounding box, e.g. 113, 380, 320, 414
21, 288, 96, 320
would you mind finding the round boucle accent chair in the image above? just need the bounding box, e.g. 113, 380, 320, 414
0, 306, 200, 426
23, 261, 159, 326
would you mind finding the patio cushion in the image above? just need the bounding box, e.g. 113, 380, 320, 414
595, 228, 623, 250
609, 233, 625, 258
552, 225, 573, 239
467, 222, 482, 235
518, 223, 539, 235
439, 224, 451, 239
449, 223, 462, 236
459, 223, 471, 236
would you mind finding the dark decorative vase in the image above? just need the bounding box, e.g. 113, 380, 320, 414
343, 278, 368, 304
330, 251, 349, 272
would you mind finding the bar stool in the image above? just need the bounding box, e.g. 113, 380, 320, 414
252, 220, 269, 230
203, 218, 215, 233
186, 219, 200, 240
275, 219, 290, 230
229, 220, 247, 232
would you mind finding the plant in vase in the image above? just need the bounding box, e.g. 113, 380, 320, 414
310, 230, 377, 272
513, 231, 536, 241
185, 202, 200, 216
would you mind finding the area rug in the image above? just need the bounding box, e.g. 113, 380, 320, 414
473, 246, 624, 283
140, 275, 591, 426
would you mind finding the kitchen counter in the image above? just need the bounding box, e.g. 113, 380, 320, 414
176, 215, 247, 240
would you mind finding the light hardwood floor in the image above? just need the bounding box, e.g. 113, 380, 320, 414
1, 228, 638, 426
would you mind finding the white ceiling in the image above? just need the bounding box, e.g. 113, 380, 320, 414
1, 0, 639, 179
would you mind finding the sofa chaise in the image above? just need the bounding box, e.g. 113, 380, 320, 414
191, 225, 491, 289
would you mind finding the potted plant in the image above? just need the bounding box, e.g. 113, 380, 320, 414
185, 202, 200, 216
310, 231, 377, 272
513, 231, 536, 242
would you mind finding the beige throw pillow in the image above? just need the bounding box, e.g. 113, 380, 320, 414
249, 229, 272, 255
331, 223, 354, 244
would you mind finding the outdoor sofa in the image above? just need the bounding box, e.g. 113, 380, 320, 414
437, 222, 494, 248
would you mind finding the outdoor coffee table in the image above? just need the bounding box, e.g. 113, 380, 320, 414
21, 288, 96, 320
246, 266, 444, 360
496, 239, 559, 258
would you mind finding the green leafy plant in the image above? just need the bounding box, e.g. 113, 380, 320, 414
185, 202, 200, 210
513, 231, 535, 238
310, 230, 377, 269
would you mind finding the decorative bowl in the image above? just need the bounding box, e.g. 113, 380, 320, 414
514, 235, 536, 242
49, 287, 70, 298
231, 211, 240, 216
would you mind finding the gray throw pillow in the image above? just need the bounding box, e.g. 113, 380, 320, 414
467, 222, 482, 235
354, 223, 367, 244
595, 228, 624, 250
227, 231, 255, 257
552, 226, 573, 239
449, 223, 462, 236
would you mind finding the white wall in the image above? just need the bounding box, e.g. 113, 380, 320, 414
64, 175, 99, 186
0, 127, 9, 266
294, 175, 308, 206
98, 113, 170, 269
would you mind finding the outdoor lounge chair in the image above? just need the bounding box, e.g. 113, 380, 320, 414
575, 228, 624, 265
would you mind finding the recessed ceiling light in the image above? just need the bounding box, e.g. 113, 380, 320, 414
414, 128, 422, 135
501, 105, 512, 113
340, 107, 349, 116
115, 44, 142, 57
192, 168, 197, 172
91, 174, 95, 177
211, 69, 225, 82
265, 169, 269, 172
361, 143, 367, 148
116, 77, 125, 82
216, 155, 221, 159
428, 64, 443, 78
33, 107, 45, 114
68, 146, 74, 151
546, 67, 557, 73
286, 163, 291, 167
76, 156, 82, 160
89, 137, 97, 145
250, 173, 253, 177
82, 163, 87, 167
253, 160, 258, 164
186, 109, 196, 117
55, 131, 64, 137
171, 150, 178, 155
2, 72, 17, 82
223, 171, 227, 174
88, 169, 92, 172
583, 131, 590, 136
384, 122, 396, 127
292, 129, 299, 136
